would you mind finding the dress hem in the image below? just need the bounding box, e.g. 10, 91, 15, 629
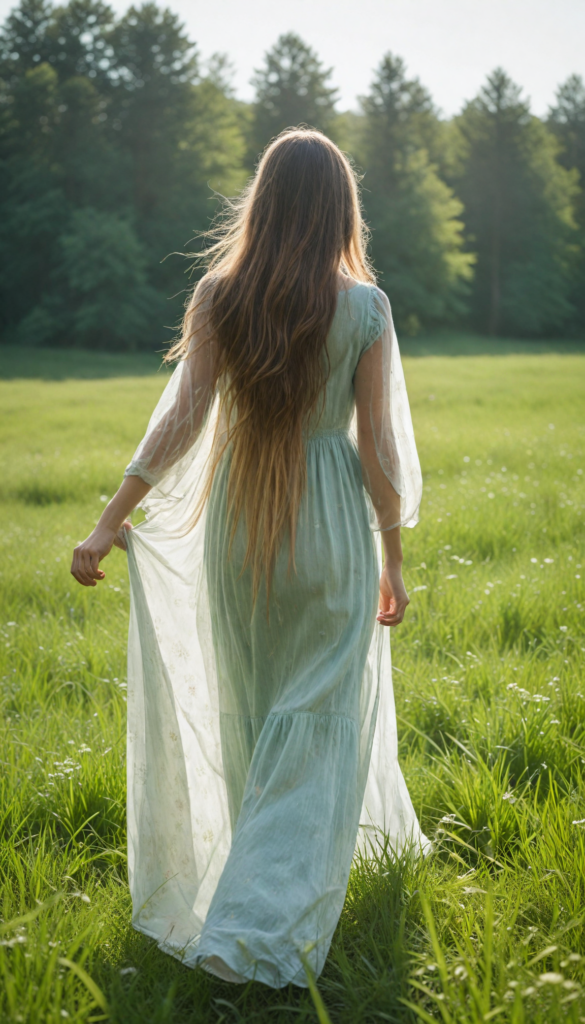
132, 920, 313, 989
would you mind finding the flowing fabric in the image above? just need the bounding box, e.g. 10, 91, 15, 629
124, 280, 429, 988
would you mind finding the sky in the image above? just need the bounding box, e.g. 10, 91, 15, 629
1, 0, 584, 117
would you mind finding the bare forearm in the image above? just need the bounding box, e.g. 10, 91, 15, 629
71, 475, 151, 587
357, 430, 402, 537
98, 476, 151, 534
381, 524, 403, 566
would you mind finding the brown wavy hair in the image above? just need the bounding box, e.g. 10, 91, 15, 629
169, 127, 373, 602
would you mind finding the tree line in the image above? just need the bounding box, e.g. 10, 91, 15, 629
1, 0, 584, 349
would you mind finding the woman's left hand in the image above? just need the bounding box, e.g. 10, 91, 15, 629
376, 563, 409, 627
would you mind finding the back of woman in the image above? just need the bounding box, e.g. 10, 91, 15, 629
70, 128, 428, 989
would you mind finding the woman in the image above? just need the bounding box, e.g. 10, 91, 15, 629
70, 128, 428, 988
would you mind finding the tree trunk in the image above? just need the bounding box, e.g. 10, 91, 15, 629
488, 120, 502, 337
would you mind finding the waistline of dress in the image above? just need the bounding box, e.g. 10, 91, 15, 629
304, 427, 351, 445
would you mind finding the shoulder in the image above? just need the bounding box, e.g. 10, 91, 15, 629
350, 283, 391, 355
186, 274, 221, 337
191, 272, 220, 308
343, 280, 389, 311
334, 281, 391, 364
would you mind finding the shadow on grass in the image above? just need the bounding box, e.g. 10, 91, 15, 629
0, 345, 170, 380
1, 333, 584, 381
86, 849, 425, 1023
91, 923, 313, 1024
399, 331, 585, 357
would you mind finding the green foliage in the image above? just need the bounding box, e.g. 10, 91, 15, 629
356, 55, 474, 334
0, 0, 115, 85
251, 32, 338, 154
56, 207, 160, 349
0, 0, 248, 350
549, 75, 585, 332
359, 53, 440, 156
0, 344, 584, 1021
1, 5, 584, 344
549, 75, 585, 206
454, 69, 579, 337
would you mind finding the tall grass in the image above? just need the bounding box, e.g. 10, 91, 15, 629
0, 346, 584, 1023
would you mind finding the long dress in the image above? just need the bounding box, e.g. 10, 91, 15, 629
123, 280, 429, 989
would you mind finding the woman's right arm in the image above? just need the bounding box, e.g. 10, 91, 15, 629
70, 475, 151, 587
123, 293, 217, 487
71, 285, 217, 587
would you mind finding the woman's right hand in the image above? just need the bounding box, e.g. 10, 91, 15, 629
69, 476, 151, 588
377, 564, 409, 627
70, 525, 117, 587
113, 521, 132, 550
70, 521, 132, 586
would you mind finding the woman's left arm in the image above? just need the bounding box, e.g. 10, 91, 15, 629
70, 475, 151, 587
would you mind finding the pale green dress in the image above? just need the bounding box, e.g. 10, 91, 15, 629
124, 280, 427, 988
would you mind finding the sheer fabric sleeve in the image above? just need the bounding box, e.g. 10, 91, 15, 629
354, 286, 422, 531
124, 280, 217, 496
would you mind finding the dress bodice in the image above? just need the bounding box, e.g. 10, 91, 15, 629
308, 283, 388, 435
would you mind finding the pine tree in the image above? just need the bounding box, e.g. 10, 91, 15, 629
549, 75, 585, 332
0, 0, 114, 86
0, 60, 66, 342
0, 0, 54, 81
358, 54, 474, 333
360, 53, 440, 159
251, 33, 338, 155
456, 69, 577, 336
549, 75, 585, 184
106, 5, 247, 316
107, 4, 198, 216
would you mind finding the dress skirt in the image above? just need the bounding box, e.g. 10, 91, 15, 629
194, 429, 378, 984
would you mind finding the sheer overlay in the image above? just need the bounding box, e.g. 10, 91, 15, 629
123, 280, 428, 988
354, 287, 422, 532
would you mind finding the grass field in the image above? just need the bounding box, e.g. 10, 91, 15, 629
0, 341, 584, 1024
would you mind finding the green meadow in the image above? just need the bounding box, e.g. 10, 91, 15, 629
0, 340, 584, 1024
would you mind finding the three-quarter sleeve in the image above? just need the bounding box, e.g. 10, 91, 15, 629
125, 280, 217, 490
354, 286, 422, 531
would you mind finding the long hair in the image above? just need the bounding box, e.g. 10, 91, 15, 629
168, 127, 373, 603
